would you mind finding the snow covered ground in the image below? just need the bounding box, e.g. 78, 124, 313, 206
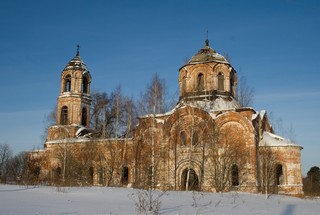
0, 184, 319, 215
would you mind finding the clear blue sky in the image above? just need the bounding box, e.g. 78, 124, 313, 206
0, 0, 319, 175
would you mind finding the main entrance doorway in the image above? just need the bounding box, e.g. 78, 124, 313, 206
181, 168, 199, 191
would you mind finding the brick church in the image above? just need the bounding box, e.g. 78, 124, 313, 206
26, 39, 303, 196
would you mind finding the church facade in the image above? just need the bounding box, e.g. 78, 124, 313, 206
26, 40, 303, 196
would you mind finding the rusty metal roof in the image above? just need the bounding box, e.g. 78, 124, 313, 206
64, 54, 88, 71
182, 40, 230, 68
63, 46, 89, 72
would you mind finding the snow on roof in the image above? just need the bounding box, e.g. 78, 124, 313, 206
182, 97, 240, 113
259, 132, 301, 148
156, 118, 164, 124
139, 97, 246, 122
180, 44, 231, 70
251, 112, 259, 121
260, 110, 267, 120
46, 137, 133, 145
75, 126, 86, 136
64, 54, 89, 72
25, 149, 45, 153
139, 102, 183, 119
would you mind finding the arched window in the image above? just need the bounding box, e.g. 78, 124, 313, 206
192, 132, 198, 146
82, 76, 89, 93
197, 73, 204, 91
180, 131, 186, 146
34, 166, 41, 177
56, 167, 61, 176
81, 107, 87, 126
121, 166, 129, 185
64, 75, 71, 92
55, 167, 61, 181
231, 164, 239, 186
218, 72, 224, 90
89, 167, 94, 184
60, 106, 68, 125
276, 164, 284, 185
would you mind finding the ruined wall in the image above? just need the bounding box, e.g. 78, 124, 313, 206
272, 146, 304, 196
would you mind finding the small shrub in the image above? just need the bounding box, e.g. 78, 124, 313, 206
128, 189, 166, 215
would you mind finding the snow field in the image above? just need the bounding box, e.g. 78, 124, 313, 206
0, 184, 319, 215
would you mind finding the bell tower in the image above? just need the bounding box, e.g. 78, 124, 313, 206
178, 39, 237, 103
45, 46, 92, 142
57, 46, 92, 128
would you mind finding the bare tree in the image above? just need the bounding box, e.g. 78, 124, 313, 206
90, 90, 109, 137
73, 143, 98, 186
54, 143, 77, 185
185, 106, 202, 191
236, 74, 254, 107
110, 85, 124, 138
7, 151, 25, 183
90, 88, 137, 139
258, 146, 278, 198
24, 150, 45, 185
0, 143, 12, 183
207, 126, 249, 192
97, 141, 117, 186
42, 106, 57, 141
137, 73, 168, 189
138, 73, 167, 115
119, 96, 137, 183
122, 96, 138, 138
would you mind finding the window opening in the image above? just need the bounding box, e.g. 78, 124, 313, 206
89, 167, 94, 184
81, 107, 87, 126
56, 167, 61, 176
192, 132, 198, 146
82, 76, 89, 93
218, 72, 224, 90
231, 164, 239, 186
180, 131, 186, 146
197, 73, 204, 91
60, 106, 68, 125
276, 164, 283, 185
34, 166, 41, 177
64, 75, 71, 92
121, 166, 129, 185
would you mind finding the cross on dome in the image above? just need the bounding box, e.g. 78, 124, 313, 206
76, 44, 80, 56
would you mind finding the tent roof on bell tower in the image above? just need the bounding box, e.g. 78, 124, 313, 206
63, 45, 89, 72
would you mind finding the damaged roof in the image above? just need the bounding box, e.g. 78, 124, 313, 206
183, 39, 230, 67
63, 47, 89, 72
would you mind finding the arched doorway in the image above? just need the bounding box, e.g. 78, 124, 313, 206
231, 164, 239, 186
181, 168, 199, 191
